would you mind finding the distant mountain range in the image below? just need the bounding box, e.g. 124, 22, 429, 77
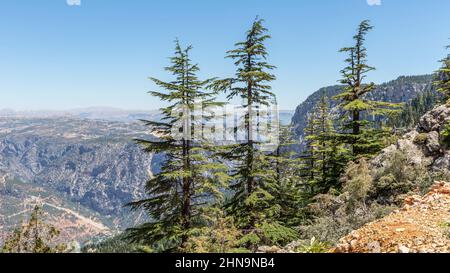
0, 117, 165, 244
0, 107, 295, 125
0, 107, 163, 123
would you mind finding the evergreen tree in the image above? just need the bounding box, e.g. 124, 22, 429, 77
434, 43, 450, 102
1, 206, 67, 253
127, 40, 229, 252
212, 17, 296, 249
302, 113, 317, 187
271, 125, 308, 227
334, 20, 402, 158
306, 95, 342, 193
390, 88, 440, 129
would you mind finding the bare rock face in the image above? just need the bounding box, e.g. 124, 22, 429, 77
432, 151, 450, 171
373, 105, 450, 172
418, 105, 450, 133
425, 131, 441, 155
372, 130, 431, 168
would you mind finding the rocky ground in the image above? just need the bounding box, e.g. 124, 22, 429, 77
333, 181, 450, 253
373, 104, 450, 170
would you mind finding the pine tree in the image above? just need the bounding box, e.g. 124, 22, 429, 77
390, 88, 440, 129
212, 17, 296, 249
334, 20, 402, 158
1, 206, 67, 253
302, 113, 317, 187
127, 40, 229, 252
271, 125, 308, 227
307, 95, 341, 193
434, 43, 450, 102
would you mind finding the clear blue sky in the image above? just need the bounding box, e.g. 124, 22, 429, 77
0, 0, 449, 111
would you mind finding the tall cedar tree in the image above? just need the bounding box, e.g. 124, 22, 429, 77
434, 43, 450, 102
127, 41, 229, 252
335, 20, 401, 158
302, 113, 317, 189
212, 18, 297, 248
305, 94, 345, 194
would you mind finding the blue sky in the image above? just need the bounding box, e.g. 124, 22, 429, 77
0, 0, 449, 111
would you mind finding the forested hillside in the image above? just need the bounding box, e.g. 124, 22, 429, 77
2, 17, 449, 254
81, 19, 450, 254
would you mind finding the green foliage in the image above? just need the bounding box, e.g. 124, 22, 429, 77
271, 125, 310, 227
414, 133, 429, 145
211, 17, 295, 250
303, 94, 348, 195
1, 206, 67, 253
340, 158, 373, 211
258, 221, 299, 246
123, 19, 447, 254
300, 192, 395, 245
371, 151, 426, 204
434, 44, 450, 101
127, 40, 229, 252
334, 20, 402, 158
82, 233, 143, 253
391, 88, 441, 129
296, 237, 330, 253
182, 210, 249, 253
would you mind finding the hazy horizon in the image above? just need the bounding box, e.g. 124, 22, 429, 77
1, 0, 449, 110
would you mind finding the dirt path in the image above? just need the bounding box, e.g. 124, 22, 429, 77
334, 182, 450, 253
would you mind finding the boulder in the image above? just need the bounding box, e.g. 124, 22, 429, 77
425, 131, 441, 155
419, 105, 450, 133
432, 151, 450, 171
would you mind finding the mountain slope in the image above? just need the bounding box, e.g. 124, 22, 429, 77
0, 117, 161, 233
0, 177, 113, 245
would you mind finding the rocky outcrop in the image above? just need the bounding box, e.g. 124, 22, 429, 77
333, 182, 450, 253
372, 104, 450, 171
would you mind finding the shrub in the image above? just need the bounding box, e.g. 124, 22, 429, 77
340, 158, 373, 211
296, 237, 330, 253
371, 150, 426, 204
413, 133, 429, 145
182, 211, 249, 253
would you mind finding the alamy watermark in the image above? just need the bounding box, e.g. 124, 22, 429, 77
170, 101, 280, 152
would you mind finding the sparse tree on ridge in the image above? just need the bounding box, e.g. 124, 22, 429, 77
334, 20, 402, 158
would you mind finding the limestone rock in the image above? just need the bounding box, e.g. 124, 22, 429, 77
425, 131, 441, 155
